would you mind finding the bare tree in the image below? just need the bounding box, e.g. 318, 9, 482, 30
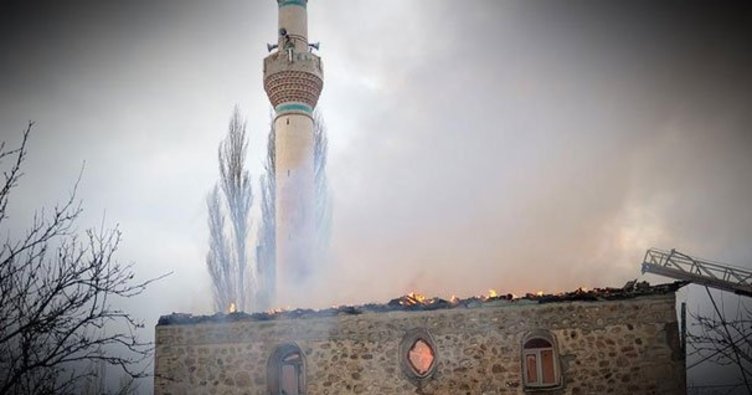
256, 110, 331, 309
206, 108, 254, 312
206, 186, 233, 311
0, 123, 164, 394
255, 119, 275, 311
312, 111, 332, 264
687, 288, 751, 394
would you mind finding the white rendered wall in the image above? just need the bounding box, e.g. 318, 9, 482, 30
278, 3, 308, 52
264, 0, 322, 308
274, 112, 314, 307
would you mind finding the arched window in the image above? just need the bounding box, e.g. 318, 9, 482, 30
267, 343, 306, 395
521, 331, 561, 388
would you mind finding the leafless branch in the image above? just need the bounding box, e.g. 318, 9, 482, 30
687, 289, 752, 393
0, 124, 166, 394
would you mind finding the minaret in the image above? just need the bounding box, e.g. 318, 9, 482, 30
263, 0, 323, 306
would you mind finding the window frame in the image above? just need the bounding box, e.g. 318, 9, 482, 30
267, 343, 306, 395
521, 330, 562, 390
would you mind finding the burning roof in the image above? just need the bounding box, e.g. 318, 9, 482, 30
157, 281, 686, 326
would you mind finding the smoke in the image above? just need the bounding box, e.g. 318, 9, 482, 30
0, 0, 750, 389
303, 1, 752, 307
0, 0, 748, 308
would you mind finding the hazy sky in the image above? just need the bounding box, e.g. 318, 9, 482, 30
1, 0, 751, 391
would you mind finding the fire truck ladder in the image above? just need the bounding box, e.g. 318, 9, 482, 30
641, 248, 752, 297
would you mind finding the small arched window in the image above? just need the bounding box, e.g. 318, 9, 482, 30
521, 331, 561, 388
267, 343, 306, 395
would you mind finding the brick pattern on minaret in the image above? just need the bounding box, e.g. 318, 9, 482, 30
263, 0, 322, 306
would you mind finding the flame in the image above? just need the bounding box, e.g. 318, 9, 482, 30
408, 292, 426, 303
403, 292, 427, 306
450, 295, 459, 304
228, 302, 237, 314
536, 291, 544, 297
267, 307, 285, 314
488, 289, 498, 298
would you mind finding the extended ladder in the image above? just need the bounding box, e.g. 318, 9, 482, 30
641, 248, 752, 297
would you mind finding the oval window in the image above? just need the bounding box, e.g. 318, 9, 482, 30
400, 328, 438, 384
408, 339, 435, 375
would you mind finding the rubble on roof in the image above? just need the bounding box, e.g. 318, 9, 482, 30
157, 281, 687, 326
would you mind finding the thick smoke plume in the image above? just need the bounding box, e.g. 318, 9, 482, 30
256, 110, 332, 309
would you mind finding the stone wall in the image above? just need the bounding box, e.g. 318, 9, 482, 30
154, 293, 685, 394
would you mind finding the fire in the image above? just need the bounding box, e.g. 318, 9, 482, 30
228, 302, 237, 314
488, 289, 498, 298
536, 291, 544, 297
450, 295, 459, 304
408, 292, 426, 303
403, 292, 427, 305
266, 307, 287, 314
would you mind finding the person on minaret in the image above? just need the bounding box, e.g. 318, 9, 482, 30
263, 0, 323, 307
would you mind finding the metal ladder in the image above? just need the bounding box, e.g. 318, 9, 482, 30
641, 248, 752, 297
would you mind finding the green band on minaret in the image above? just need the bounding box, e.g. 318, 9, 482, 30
278, 0, 307, 8
276, 102, 313, 114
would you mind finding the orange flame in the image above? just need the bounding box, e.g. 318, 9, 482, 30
488, 289, 498, 298
228, 302, 237, 314
403, 292, 427, 306
408, 292, 426, 302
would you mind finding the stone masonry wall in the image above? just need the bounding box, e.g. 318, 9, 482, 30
154, 293, 684, 395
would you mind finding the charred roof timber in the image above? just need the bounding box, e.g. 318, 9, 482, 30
157, 281, 687, 326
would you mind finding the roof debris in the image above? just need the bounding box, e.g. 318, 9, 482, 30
157, 281, 687, 326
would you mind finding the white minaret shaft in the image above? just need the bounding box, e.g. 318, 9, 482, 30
263, 0, 323, 306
